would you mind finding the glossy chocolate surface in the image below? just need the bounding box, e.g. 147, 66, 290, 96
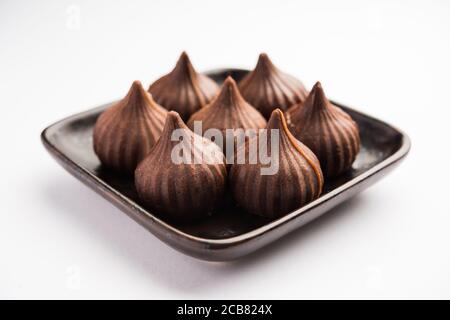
93, 81, 167, 174
135, 111, 227, 221
230, 109, 323, 218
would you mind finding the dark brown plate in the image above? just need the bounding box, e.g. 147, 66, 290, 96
41, 68, 410, 261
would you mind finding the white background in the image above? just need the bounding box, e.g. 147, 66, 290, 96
1, 0, 449, 299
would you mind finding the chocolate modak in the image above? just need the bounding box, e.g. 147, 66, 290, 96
238, 53, 308, 118
148, 52, 219, 121
286, 82, 360, 178
135, 111, 227, 221
93, 81, 167, 173
230, 109, 323, 218
187, 76, 266, 155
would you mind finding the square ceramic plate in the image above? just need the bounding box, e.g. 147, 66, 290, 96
41, 68, 410, 261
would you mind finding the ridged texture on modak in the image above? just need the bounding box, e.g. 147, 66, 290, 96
148, 52, 219, 121
187, 76, 266, 152
286, 82, 360, 178
93, 81, 167, 174
238, 53, 308, 118
135, 111, 227, 221
229, 109, 324, 218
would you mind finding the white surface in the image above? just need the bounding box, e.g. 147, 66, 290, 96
1, 0, 449, 299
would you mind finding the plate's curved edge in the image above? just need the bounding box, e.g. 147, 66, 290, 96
41, 68, 411, 261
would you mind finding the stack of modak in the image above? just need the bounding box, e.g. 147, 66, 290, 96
93, 52, 360, 222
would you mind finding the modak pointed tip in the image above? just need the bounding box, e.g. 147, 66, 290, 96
255, 52, 275, 71
272, 108, 284, 117
311, 81, 323, 91
179, 51, 189, 59
307, 81, 329, 110
127, 80, 156, 107
166, 110, 183, 124
164, 110, 187, 131
258, 52, 270, 63
267, 108, 287, 130
131, 80, 143, 87
129, 80, 145, 94
220, 76, 240, 96
175, 51, 193, 70
223, 76, 237, 86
